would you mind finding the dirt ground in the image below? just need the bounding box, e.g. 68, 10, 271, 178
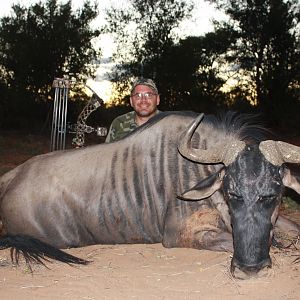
0, 131, 300, 300
0, 243, 299, 300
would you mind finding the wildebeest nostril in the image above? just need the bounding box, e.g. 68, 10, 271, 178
231, 257, 272, 279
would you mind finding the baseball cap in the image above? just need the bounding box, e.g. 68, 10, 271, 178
131, 78, 158, 95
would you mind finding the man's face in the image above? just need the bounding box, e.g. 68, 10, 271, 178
130, 84, 160, 118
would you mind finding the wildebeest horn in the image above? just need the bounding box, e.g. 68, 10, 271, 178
259, 140, 300, 166
178, 114, 246, 166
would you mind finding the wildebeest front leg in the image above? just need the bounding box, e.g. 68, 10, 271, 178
162, 207, 233, 252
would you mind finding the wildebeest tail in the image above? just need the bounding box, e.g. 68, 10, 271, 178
0, 234, 89, 267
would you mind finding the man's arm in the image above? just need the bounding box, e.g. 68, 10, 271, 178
105, 120, 116, 143
105, 111, 136, 143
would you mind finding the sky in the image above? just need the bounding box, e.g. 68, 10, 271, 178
0, 0, 226, 102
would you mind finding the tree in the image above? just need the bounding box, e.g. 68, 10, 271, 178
207, 0, 300, 122
0, 0, 101, 99
0, 0, 101, 129
153, 29, 237, 111
104, 0, 194, 104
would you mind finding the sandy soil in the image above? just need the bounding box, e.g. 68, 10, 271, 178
0, 131, 299, 299
0, 243, 299, 300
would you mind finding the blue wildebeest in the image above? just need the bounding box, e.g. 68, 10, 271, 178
0, 111, 299, 278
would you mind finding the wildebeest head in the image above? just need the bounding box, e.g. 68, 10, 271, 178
178, 114, 300, 279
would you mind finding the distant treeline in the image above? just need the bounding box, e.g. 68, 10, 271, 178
0, 0, 299, 134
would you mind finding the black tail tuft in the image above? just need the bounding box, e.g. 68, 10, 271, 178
0, 234, 90, 267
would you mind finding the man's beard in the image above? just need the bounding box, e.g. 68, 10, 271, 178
136, 108, 156, 117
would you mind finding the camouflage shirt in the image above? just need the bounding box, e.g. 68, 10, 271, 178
105, 110, 160, 143
105, 111, 138, 143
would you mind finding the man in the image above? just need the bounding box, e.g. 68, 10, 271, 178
105, 78, 160, 142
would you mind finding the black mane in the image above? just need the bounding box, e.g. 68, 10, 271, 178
122, 111, 272, 143
205, 111, 272, 143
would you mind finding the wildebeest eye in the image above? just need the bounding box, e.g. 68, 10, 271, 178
258, 196, 277, 204
228, 192, 243, 202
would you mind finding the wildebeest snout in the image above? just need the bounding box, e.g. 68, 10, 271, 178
230, 256, 272, 279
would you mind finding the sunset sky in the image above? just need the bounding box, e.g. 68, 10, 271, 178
0, 0, 226, 102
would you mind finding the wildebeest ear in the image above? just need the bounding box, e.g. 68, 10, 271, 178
179, 169, 225, 200
282, 167, 300, 195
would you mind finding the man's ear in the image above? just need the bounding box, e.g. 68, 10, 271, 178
156, 95, 160, 105
130, 97, 133, 107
